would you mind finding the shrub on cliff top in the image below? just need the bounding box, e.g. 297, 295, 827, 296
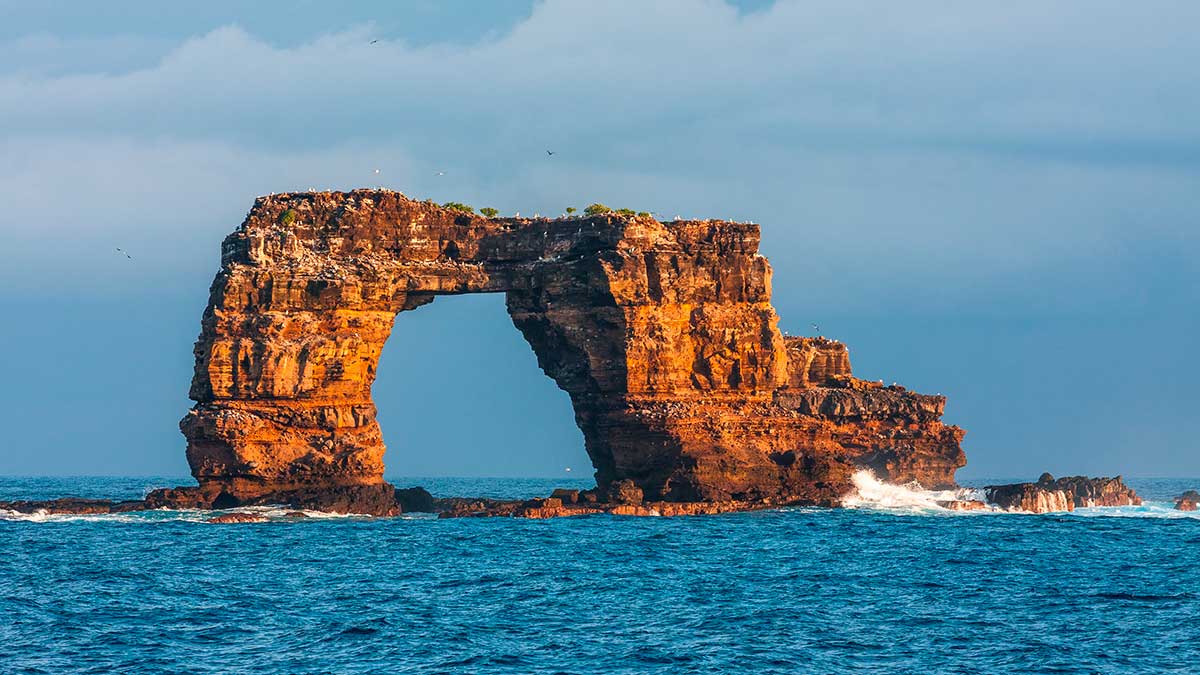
441, 202, 475, 214
479, 207, 499, 218
616, 208, 637, 216
584, 203, 612, 216
565, 207, 577, 215
278, 209, 297, 226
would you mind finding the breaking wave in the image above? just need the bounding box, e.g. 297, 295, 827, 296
841, 470, 988, 513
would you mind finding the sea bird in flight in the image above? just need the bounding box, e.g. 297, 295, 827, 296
115, 248, 132, 260
546, 150, 555, 156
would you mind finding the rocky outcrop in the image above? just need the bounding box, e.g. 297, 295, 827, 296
432, 494, 774, 519
1175, 491, 1199, 511
162, 189, 966, 514
985, 474, 1141, 513
206, 512, 269, 524
0, 498, 147, 515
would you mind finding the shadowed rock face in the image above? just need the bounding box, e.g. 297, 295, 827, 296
175, 190, 966, 513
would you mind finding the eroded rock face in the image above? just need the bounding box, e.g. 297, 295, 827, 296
178, 190, 967, 514
985, 474, 1141, 513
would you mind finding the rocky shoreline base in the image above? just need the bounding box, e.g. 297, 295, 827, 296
2, 474, 1185, 521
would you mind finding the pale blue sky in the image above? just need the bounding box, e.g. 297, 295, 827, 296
0, 0, 1196, 479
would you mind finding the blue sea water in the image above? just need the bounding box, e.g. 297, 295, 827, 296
2, 476, 1199, 675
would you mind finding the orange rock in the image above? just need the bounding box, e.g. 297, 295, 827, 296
175, 190, 967, 514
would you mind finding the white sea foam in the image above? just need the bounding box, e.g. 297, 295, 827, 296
1070, 503, 1200, 519
0, 505, 372, 523
841, 470, 989, 513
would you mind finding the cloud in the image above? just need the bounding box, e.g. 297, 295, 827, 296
0, 0, 1197, 311
3, 1, 1199, 148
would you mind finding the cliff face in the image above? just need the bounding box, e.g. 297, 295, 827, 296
178, 190, 966, 513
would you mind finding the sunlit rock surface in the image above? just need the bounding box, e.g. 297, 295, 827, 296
163, 189, 967, 514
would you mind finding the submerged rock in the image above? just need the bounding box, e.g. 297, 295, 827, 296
0, 498, 146, 515
206, 512, 269, 524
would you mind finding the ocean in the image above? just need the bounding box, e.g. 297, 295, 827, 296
2, 476, 1198, 674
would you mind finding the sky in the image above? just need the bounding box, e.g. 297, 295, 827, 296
0, 0, 1197, 480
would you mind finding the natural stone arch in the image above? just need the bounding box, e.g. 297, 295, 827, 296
179, 190, 965, 514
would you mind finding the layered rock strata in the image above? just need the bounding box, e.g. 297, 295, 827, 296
156, 189, 967, 514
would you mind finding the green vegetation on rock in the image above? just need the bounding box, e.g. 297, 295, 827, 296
442, 202, 475, 214
479, 207, 499, 218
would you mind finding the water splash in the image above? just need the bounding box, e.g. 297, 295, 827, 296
841, 470, 988, 513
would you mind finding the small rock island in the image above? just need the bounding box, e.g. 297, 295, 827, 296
3, 190, 1140, 517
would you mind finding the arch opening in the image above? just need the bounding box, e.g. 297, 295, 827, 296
373, 292, 588, 481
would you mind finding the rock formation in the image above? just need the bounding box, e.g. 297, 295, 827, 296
1175, 490, 1199, 511
0, 189, 1149, 520
206, 512, 269, 524
158, 189, 965, 514
985, 473, 1141, 513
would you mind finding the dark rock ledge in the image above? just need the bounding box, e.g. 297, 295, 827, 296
2, 475, 1143, 519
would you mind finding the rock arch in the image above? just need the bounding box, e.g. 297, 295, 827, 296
178, 190, 965, 514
